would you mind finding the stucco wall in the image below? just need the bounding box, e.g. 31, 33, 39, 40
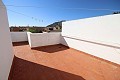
11, 32, 28, 42
28, 32, 61, 48
61, 14, 120, 64
0, 0, 14, 80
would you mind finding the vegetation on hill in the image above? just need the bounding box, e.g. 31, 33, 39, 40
46, 20, 65, 29
113, 11, 120, 14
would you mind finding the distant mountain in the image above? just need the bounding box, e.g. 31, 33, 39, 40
46, 20, 65, 29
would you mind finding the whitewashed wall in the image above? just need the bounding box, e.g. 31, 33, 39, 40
28, 32, 61, 48
61, 14, 120, 64
11, 32, 28, 42
0, 1, 14, 80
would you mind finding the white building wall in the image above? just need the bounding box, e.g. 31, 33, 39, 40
61, 14, 120, 65
28, 32, 61, 48
11, 32, 28, 42
0, 0, 14, 80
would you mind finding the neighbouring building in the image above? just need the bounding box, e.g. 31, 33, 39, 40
10, 26, 46, 32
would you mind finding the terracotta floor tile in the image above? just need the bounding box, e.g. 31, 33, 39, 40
9, 42, 120, 80
100, 61, 120, 80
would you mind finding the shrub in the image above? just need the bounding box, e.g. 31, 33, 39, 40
28, 28, 43, 33
29, 28, 37, 33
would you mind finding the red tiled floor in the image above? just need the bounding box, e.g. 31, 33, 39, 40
9, 42, 120, 80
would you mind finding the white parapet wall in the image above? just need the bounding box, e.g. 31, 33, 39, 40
61, 14, 120, 65
27, 32, 61, 48
11, 32, 28, 42
0, 0, 14, 80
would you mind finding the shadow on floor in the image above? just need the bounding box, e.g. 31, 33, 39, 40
12, 41, 28, 46
32, 44, 70, 53
9, 56, 85, 80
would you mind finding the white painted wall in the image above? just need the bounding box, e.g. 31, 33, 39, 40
27, 32, 61, 48
61, 14, 120, 64
0, 0, 14, 80
27, 32, 32, 47
11, 32, 28, 42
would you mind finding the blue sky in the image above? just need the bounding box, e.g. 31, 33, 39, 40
2, 0, 120, 26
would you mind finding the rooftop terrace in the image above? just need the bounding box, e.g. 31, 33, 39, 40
1, 3, 120, 79
9, 42, 120, 80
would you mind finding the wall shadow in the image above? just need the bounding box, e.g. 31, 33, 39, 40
12, 41, 28, 46
31, 44, 69, 53
9, 56, 85, 80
